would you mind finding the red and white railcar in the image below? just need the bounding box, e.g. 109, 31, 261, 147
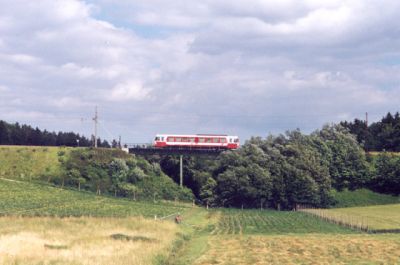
154, 134, 240, 149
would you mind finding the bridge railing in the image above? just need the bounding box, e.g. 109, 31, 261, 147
123, 143, 153, 148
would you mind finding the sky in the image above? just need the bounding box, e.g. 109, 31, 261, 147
1, 0, 400, 143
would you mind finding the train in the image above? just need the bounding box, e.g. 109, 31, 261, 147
154, 134, 240, 149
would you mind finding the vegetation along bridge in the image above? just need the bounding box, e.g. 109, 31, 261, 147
123, 144, 227, 187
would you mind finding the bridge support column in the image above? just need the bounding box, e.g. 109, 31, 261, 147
180, 155, 183, 187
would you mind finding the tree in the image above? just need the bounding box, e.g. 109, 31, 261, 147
119, 183, 140, 200
341, 112, 400, 152
109, 158, 129, 196
0, 121, 9, 144
313, 124, 370, 191
370, 153, 400, 195
200, 177, 217, 207
87, 164, 109, 195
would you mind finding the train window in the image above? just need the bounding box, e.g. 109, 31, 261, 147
161, 137, 164, 141
167, 137, 174, 142
176, 137, 181, 142
155, 137, 160, 141
205, 138, 211, 143
189, 138, 195, 142
221, 138, 226, 143
213, 138, 219, 143
199, 138, 205, 143
229, 138, 233, 143
234, 138, 239, 143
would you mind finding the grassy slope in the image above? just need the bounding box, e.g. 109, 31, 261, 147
0, 145, 70, 180
0, 145, 193, 201
368, 151, 400, 156
332, 188, 400, 208
0, 178, 189, 218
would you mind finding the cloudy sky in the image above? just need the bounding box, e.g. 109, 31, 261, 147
1, 0, 400, 143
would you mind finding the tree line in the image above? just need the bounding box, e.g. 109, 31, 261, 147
0, 120, 112, 147
341, 112, 400, 151
155, 125, 400, 210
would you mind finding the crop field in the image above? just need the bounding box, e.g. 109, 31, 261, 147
210, 209, 356, 235
183, 208, 400, 265
306, 204, 400, 232
0, 178, 188, 218
193, 234, 400, 265
0, 216, 178, 265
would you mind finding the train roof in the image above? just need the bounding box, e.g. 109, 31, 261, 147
155, 134, 238, 137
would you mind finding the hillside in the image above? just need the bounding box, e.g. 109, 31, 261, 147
0, 145, 70, 180
331, 189, 400, 208
0, 145, 193, 201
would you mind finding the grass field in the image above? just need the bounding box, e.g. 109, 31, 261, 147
0, 216, 178, 265
0, 178, 189, 218
178, 207, 400, 265
327, 204, 400, 231
193, 234, 400, 265
2, 179, 400, 264
210, 208, 355, 235
332, 188, 400, 208
0, 145, 71, 180
368, 151, 400, 156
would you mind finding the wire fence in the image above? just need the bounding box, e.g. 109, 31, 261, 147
297, 204, 400, 234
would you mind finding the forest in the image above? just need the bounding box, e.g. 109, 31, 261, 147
341, 112, 400, 151
0, 120, 112, 147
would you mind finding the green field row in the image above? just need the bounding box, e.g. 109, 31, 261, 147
210, 209, 356, 235
0, 179, 189, 218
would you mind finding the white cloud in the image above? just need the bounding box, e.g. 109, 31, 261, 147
109, 80, 151, 101
49, 96, 92, 108
0, 84, 9, 92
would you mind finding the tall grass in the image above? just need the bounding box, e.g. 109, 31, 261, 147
0, 216, 179, 265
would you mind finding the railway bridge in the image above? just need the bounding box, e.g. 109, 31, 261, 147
123, 144, 227, 187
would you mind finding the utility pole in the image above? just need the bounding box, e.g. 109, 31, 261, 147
93, 106, 98, 148
180, 155, 183, 187
365, 112, 369, 152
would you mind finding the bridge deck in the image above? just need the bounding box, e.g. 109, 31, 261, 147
126, 145, 227, 156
